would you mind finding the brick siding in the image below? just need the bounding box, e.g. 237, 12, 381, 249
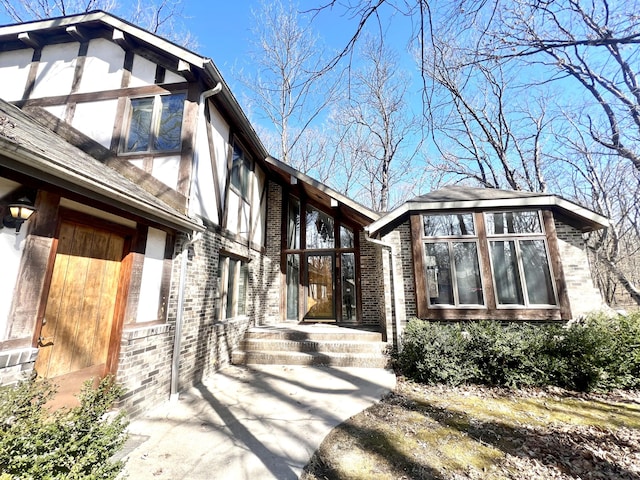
554, 220, 606, 317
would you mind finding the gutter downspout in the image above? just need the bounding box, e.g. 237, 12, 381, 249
364, 232, 404, 351
170, 83, 222, 402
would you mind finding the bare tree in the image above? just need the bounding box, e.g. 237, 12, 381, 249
327, 36, 422, 211
0, 0, 195, 47
423, 37, 552, 192
238, 0, 339, 173
312, 0, 640, 303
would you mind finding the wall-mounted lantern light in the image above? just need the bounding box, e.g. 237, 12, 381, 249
2, 197, 37, 233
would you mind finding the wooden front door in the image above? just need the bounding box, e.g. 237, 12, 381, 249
35, 220, 128, 384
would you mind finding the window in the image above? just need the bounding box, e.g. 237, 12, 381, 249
306, 205, 334, 249
486, 211, 556, 306
422, 214, 484, 307
216, 255, 249, 320
230, 142, 250, 199
123, 93, 186, 153
284, 195, 359, 322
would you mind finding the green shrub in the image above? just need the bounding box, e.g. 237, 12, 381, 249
464, 321, 551, 388
397, 313, 640, 392
395, 320, 476, 385
0, 374, 128, 479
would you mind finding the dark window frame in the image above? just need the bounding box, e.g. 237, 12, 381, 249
120, 92, 186, 155
412, 209, 567, 321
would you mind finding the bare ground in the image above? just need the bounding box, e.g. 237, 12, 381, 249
302, 378, 640, 480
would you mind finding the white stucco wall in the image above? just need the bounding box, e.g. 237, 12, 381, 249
129, 54, 156, 87
78, 39, 125, 93
32, 42, 79, 98
136, 228, 167, 322
190, 99, 219, 224
152, 155, 181, 190
0, 48, 32, 101
252, 166, 267, 246
0, 178, 26, 341
71, 99, 119, 148
164, 69, 184, 84
209, 106, 230, 213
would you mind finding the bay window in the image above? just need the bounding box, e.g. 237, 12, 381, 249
418, 209, 558, 316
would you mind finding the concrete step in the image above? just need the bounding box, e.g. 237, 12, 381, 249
239, 338, 386, 354
232, 324, 390, 369
242, 325, 383, 342
231, 350, 390, 368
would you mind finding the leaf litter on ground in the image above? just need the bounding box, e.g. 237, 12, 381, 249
302, 378, 640, 480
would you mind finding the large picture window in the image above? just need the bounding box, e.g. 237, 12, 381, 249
423, 214, 484, 307
123, 93, 185, 153
486, 211, 556, 306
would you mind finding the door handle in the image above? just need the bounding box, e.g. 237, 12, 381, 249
37, 336, 54, 347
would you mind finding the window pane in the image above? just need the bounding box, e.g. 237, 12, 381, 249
238, 261, 248, 315
453, 242, 483, 305
342, 253, 356, 321
490, 241, 524, 305
154, 93, 185, 151
306, 254, 334, 318
423, 214, 474, 237
425, 243, 454, 305
226, 258, 238, 318
306, 206, 334, 249
231, 144, 249, 197
287, 197, 300, 249
486, 211, 541, 235
286, 254, 299, 320
125, 97, 153, 152
340, 226, 354, 249
521, 240, 556, 305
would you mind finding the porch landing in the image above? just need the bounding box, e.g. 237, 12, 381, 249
231, 323, 391, 368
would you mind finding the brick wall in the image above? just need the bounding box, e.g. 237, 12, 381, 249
260, 181, 283, 323
116, 324, 173, 417
359, 231, 385, 329
554, 220, 607, 317
116, 206, 279, 415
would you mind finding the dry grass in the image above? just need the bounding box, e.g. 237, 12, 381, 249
302, 379, 640, 480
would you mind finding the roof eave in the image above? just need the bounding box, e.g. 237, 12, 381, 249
265, 155, 380, 223
366, 196, 609, 237
0, 138, 203, 233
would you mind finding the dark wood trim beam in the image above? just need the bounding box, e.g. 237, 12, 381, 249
22, 48, 41, 100
178, 59, 195, 81
14, 82, 189, 108
410, 214, 428, 318
543, 210, 572, 320
475, 211, 497, 310
18, 32, 41, 48
112, 28, 131, 50
66, 26, 88, 43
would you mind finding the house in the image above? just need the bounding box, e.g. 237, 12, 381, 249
0, 12, 609, 415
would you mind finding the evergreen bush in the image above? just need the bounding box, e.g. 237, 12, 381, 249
396, 312, 640, 392
0, 374, 128, 479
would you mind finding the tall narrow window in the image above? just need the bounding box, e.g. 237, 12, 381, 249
217, 256, 249, 320
123, 93, 185, 153
486, 211, 556, 306
231, 143, 250, 199
423, 213, 484, 307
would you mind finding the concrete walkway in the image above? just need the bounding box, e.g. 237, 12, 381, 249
119, 364, 396, 479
